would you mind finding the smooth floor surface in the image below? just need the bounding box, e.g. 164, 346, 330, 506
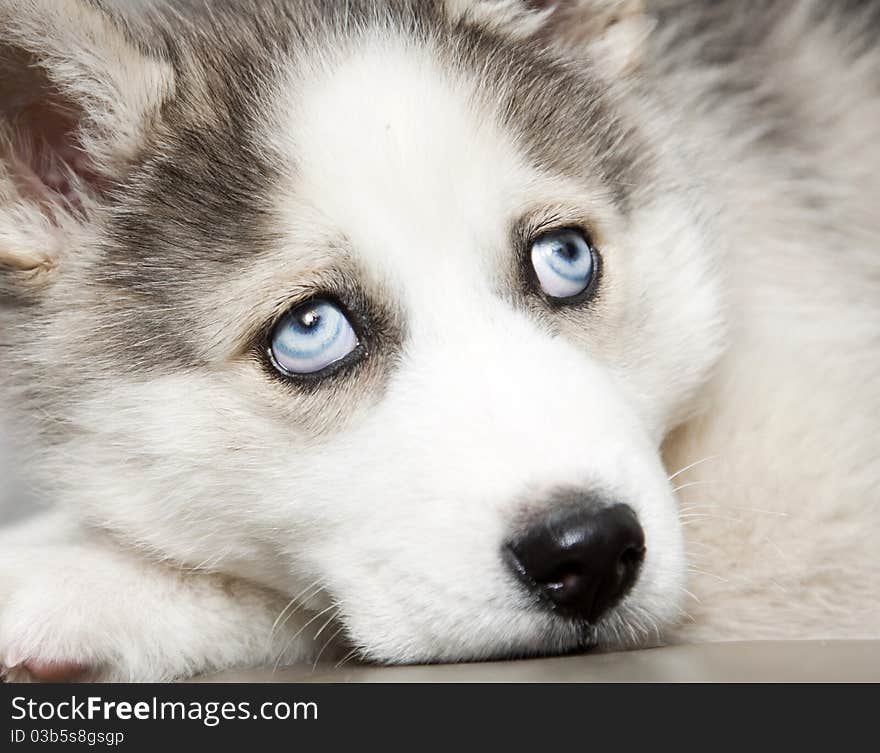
200, 640, 880, 683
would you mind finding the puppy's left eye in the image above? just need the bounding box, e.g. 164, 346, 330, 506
269, 299, 360, 376
530, 228, 596, 300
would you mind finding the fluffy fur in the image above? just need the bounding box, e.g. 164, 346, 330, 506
0, 0, 877, 681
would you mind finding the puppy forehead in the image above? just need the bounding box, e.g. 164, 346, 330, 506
277, 37, 538, 288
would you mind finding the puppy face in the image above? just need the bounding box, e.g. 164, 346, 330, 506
1, 2, 725, 661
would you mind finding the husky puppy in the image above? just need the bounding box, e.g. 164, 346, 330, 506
0, 0, 877, 681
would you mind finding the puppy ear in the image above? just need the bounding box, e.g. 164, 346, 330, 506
446, 0, 652, 77
0, 0, 173, 284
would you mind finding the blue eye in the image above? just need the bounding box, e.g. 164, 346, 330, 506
530, 228, 596, 300
269, 299, 360, 376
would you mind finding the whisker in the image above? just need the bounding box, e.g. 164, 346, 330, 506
682, 552, 714, 565
274, 604, 338, 672
667, 455, 719, 482
678, 513, 745, 524
186, 550, 231, 573
672, 480, 723, 494
270, 579, 325, 640
683, 540, 715, 549
270, 599, 299, 639
313, 607, 342, 641
679, 586, 702, 604
687, 566, 729, 583
334, 647, 361, 670
312, 624, 347, 672
679, 503, 789, 517
625, 622, 638, 645
761, 536, 790, 560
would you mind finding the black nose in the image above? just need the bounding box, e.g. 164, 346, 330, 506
504, 502, 645, 624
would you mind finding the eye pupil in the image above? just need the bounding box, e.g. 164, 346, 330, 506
530, 228, 596, 301
557, 240, 579, 261
300, 310, 320, 328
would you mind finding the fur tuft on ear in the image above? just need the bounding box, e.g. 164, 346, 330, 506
445, 0, 556, 40
0, 0, 173, 282
446, 0, 652, 76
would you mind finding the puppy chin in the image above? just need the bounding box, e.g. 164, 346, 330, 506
345, 586, 683, 665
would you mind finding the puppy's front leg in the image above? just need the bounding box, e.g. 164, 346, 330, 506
0, 513, 322, 681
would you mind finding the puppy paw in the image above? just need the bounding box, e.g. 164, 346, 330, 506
0, 557, 122, 682
0, 540, 315, 682
2, 659, 93, 683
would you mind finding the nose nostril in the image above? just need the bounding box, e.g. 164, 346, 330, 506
620, 545, 646, 571
545, 571, 581, 594
615, 544, 646, 592
504, 501, 645, 624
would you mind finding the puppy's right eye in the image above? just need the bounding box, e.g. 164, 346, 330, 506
530, 228, 597, 301
268, 299, 361, 376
